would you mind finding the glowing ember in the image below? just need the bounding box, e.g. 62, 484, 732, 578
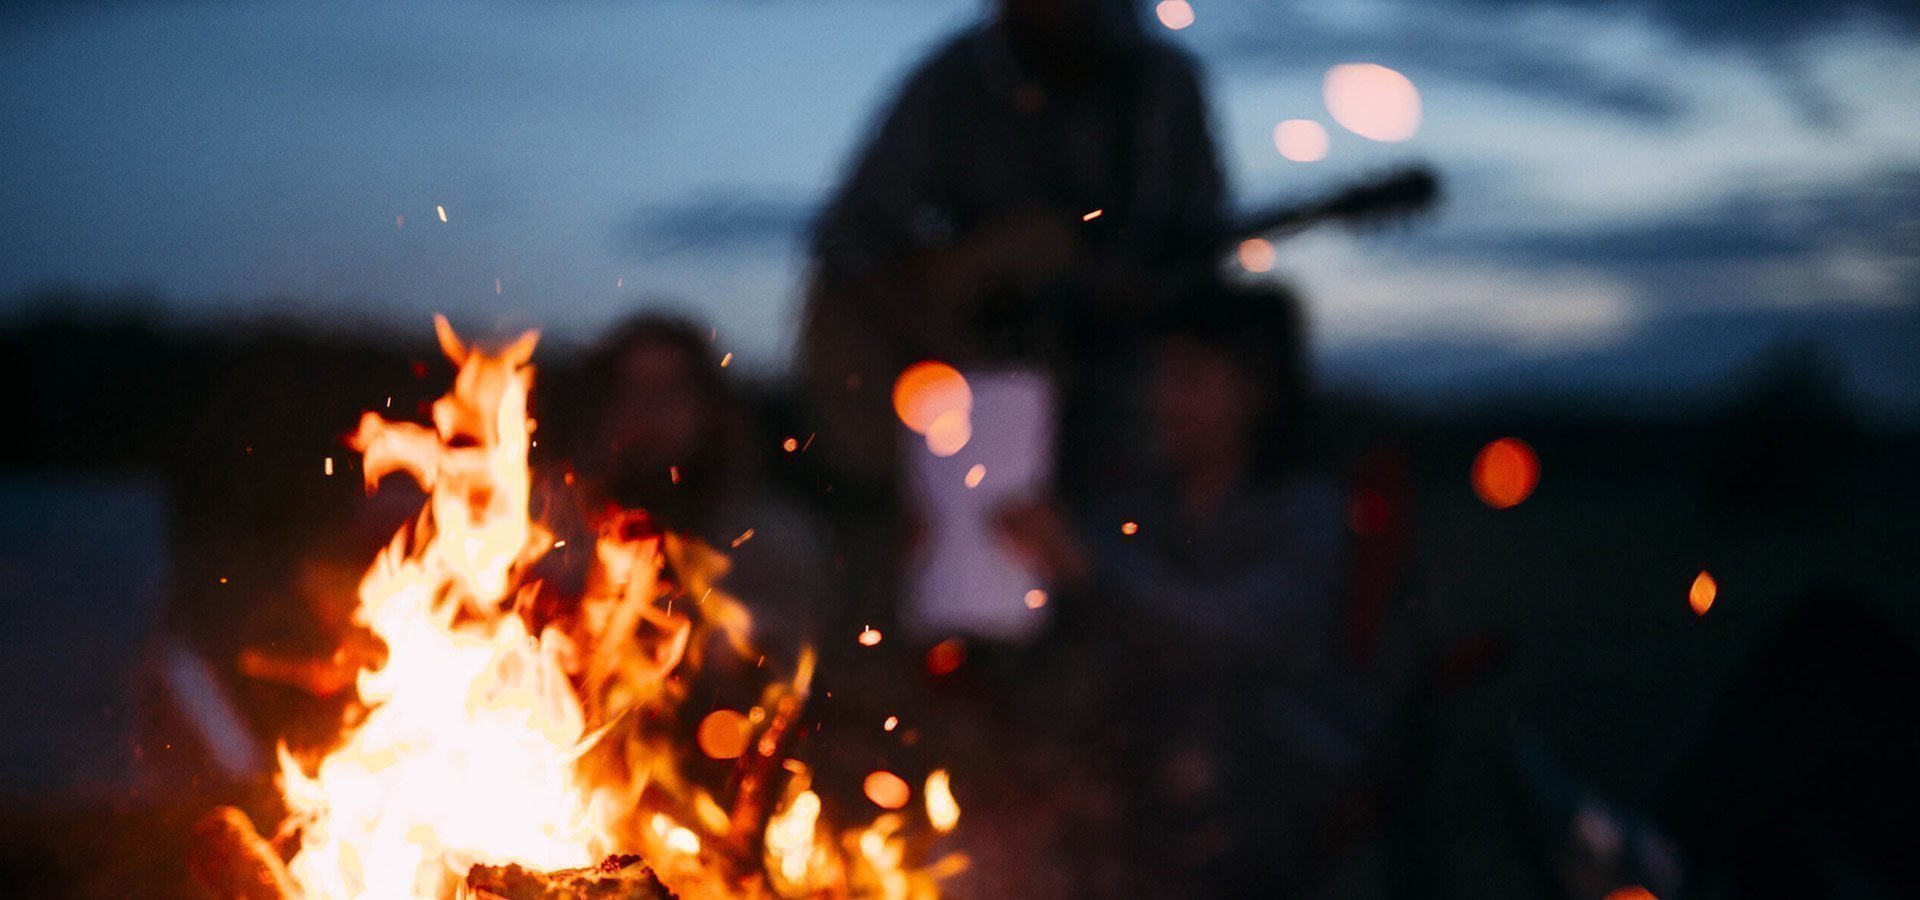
1472, 437, 1539, 509
436, 204, 447, 222
925, 639, 965, 676
858, 626, 883, 647
883, 716, 899, 732
1689, 570, 1717, 616
1082, 209, 1103, 221
863, 771, 911, 810
1120, 521, 1139, 536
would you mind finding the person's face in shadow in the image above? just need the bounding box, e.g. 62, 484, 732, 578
599, 340, 711, 475
1148, 336, 1267, 476
996, 0, 1109, 85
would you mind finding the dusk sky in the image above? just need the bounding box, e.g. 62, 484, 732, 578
4, 0, 1917, 408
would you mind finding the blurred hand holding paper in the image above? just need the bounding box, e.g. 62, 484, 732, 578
902, 369, 1054, 643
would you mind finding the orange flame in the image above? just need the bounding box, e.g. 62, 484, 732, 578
267, 317, 956, 898
1689, 570, 1717, 616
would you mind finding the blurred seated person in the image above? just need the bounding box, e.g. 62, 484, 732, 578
997, 281, 1412, 897
569, 313, 830, 664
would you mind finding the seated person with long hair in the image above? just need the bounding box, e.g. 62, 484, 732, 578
998, 281, 1411, 897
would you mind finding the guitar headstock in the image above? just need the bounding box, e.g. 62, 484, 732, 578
1314, 164, 1441, 226
1230, 164, 1442, 247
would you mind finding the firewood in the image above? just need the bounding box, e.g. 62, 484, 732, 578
465, 854, 678, 900
189, 806, 297, 900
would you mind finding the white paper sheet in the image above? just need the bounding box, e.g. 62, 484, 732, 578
901, 368, 1055, 643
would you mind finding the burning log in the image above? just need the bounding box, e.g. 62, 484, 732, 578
465, 854, 677, 899
188, 806, 297, 900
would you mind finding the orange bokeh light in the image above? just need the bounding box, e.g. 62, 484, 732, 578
1602, 887, 1657, 900
696, 709, 752, 760
1238, 238, 1276, 273
1155, 0, 1195, 30
1272, 119, 1329, 162
1323, 63, 1422, 142
924, 408, 972, 457
863, 770, 911, 810
925, 638, 966, 676
1024, 589, 1048, 609
891, 361, 971, 435
1689, 570, 1717, 616
1471, 437, 1539, 509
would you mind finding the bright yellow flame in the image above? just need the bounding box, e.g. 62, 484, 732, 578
1323, 63, 1422, 142
924, 770, 959, 834
925, 639, 966, 676
1272, 119, 1329, 162
1155, 0, 1195, 30
1690, 571, 1717, 616
765, 785, 833, 893
279, 318, 607, 899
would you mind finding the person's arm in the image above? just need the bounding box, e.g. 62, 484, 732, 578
1089, 486, 1347, 653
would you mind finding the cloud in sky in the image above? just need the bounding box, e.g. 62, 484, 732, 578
1, 0, 1915, 403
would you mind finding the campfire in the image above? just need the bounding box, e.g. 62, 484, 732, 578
191, 318, 961, 899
